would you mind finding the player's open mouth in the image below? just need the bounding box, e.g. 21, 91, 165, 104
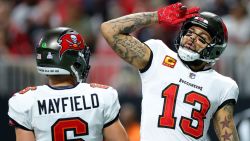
184, 44, 196, 52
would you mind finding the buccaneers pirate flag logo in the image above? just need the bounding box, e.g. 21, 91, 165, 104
58, 33, 85, 59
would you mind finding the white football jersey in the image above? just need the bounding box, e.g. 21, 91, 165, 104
8, 83, 120, 141
139, 39, 239, 141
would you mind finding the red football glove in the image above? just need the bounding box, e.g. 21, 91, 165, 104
157, 2, 200, 25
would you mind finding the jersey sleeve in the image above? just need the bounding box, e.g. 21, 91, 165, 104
219, 80, 239, 109
141, 39, 174, 80
103, 88, 121, 127
141, 39, 161, 78
8, 93, 34, 130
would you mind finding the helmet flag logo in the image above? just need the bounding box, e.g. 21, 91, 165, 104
58, 33, 85, 59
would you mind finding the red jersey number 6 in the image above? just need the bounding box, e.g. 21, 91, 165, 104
51, 117, 89, 141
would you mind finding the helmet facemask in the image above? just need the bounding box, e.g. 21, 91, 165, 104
70, 46, 91, 82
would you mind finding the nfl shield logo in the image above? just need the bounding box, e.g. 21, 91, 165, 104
189, 73, 196, 79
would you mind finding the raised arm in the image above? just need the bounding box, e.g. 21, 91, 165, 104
101, 12, 157, 69
213, 103, 240, 141
101, 2, 200, 70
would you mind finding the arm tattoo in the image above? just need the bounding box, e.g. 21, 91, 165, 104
214, 115, 221, 138
113, 35, 147, 64
221, 130, 233, 141
214, 103, 239, 141
103, 12, 157, 67
109, 12, 157, 34
223, 104, 233, 120
220, 117, 230, 129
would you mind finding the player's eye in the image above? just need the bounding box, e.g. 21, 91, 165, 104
186, 30, 193, 36
198, 38, 207, 44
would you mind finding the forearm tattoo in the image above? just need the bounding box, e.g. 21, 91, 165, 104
214, 103, 239, 141
113, 35, 147, 64
105, 12, 157, 66
109, 12, 158, 34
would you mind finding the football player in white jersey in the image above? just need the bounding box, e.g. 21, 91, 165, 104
101, 2, 240, 141
8, 27, 129, 141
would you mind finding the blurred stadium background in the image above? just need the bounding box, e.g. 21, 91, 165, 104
1, 0, 250, 140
